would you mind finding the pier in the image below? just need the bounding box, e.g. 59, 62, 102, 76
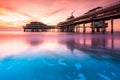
23, 22, 56, 32
23, 1, 120, 33
57, 1, 120, 34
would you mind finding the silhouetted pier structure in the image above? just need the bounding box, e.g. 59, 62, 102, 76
23, 22, 55, 32
57, 1, 120, 34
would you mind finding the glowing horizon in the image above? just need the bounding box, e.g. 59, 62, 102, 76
0, 0, 120, 31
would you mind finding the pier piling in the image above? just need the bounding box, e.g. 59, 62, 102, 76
92, 21, 95, 33
83, 23, 86, 33
111, 18, 114, 34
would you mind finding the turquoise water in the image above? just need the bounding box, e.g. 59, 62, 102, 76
0, 32, 120, 80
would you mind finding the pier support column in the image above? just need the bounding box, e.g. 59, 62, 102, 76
26, 29, 28, 32
102, 20, 106, 34
76, 25, 79, 32
103, 28, 106, 33
67, 26, 69, 32
92, 20, 95, 33
78, 25, 80, 32
75, 26, 77, 32
83, 23, 86, 33
72, 26, 74, 32
111, 18, 114, 34
66, 26, 68, 32
96, 28, 100, 32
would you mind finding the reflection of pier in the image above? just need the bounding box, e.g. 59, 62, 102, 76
57, 1, 120, 34
59, 35, 120, 59
29, 38, 43, 46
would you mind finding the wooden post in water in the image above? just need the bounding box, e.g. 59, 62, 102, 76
103, 20, 106, 34
111, 18, 114, 34
75, 25, 77, 32
83, 23, 86, 33
92, 20, 95, 33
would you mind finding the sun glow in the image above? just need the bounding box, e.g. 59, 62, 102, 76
0, 8, 30, 27
40, 18, 53, 25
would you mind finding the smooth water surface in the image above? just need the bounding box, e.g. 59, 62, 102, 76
0, 32, 120, 80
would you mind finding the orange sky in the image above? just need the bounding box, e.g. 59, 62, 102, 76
0, 0, 120, 31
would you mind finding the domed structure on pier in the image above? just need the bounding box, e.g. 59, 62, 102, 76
23, 21, 51, 32
23, 22, 48, 29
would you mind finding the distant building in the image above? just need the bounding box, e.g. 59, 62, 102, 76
23, 22, 52, 32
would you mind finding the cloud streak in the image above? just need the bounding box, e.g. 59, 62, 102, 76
46, 8, 65, 17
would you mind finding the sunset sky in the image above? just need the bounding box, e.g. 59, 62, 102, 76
0, 0, 120, 31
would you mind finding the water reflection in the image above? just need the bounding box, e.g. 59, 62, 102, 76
59, 34, 120, 60
0, 33, 120, 59
0, 33, 120, 58
0, 32, 120, 80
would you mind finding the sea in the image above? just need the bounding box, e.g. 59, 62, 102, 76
0, 32, 120, 80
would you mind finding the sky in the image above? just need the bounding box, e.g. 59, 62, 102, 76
0, 0, 120, 31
